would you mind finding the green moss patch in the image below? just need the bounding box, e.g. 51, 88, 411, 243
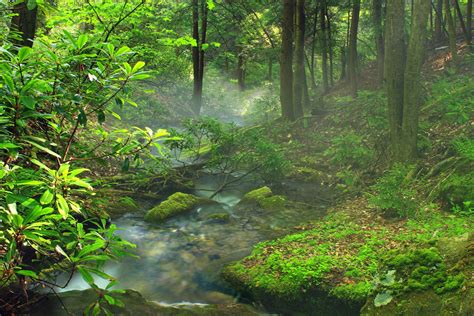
239, 186, 287, 210
144, 192, 206, 223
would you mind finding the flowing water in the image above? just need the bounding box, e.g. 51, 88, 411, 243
60, 174, 327, 307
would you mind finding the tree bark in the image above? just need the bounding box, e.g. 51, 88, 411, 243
401, 0, 430, 161
373, 0, 385, 83
191, 0, 201, 115
293, 0, 306, 119
327, 8, 335, 86
237, 50, 245, 90
454, 0, 469, 43
280, 0, 295, 121
10, 3, 38, 47
320, 2, 329, 93
385, 0, 406, 161
310, 8, 318, 90
348, 0, 361, 97
468, 0, 473, 47
445, 0, 458, 64
434, 0, 444, 43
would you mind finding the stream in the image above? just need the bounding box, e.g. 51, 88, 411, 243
59, 173, 327, 309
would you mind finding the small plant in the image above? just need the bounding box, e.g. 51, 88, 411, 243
368, 164, 419, 217
323, 132, 374, 168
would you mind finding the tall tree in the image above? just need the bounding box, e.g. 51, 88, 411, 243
385, 0, 406, 160
434, 0, 444, 43
401, 0, 431, 160
468, 0, 473, 48
373, 0, 385, 83
348, 0, 361, 97
293, 0, 306, 119
445, 0, 458, 65
10, 2, 38, 47
385, 0, 430, 162
191, 0, 209, 115
454, 0, 469, 43
280, 0, 295, 121
320, 2, 329, 93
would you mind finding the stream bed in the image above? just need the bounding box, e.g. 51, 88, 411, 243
61, 174, 327, 308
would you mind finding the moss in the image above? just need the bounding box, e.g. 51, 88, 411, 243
206, 212, 231, 222
239, 186, 287, 211
331, 281, 373, 302
144, 192, 205, 223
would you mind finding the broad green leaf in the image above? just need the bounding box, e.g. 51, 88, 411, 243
55, 194, 69, 219
374, 292, 393, 307
16, 269, 38, 278
18, 47, 33, 62
40, 189, 54, 205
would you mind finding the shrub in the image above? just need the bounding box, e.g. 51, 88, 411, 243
368, 164, 418, 217
324, 132, 374, 168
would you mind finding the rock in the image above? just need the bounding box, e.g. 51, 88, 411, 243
206, 212, 231, 223
144, 192, 209, 223
238, 186, 287, 211
25, 289, 261, 316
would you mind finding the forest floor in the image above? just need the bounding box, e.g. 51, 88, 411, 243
222, 45, 473, 315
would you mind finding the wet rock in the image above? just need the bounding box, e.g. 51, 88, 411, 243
238, 186, 287, 211
25, 289, 261, 316
144, 192, 212, 223
206, 212, 231, 223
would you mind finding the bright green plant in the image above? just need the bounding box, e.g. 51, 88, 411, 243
368, 164, 419, 217
324, 132, 374, 168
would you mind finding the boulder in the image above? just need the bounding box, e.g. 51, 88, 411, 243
144, 192, 208, 223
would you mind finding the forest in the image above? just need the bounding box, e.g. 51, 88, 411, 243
0, 0, 472, 315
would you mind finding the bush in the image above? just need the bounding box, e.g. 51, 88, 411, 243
323, 132, 374, 168
368, 164, 419, 217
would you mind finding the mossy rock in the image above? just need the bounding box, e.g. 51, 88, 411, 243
144, 192, 208, 223
206, 212, 231, 223
238, 186, 287, 211
25, 289, 260, 316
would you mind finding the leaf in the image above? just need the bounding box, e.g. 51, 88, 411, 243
40, 189, 54, 205
374, 292, 393, 307
24, 139, 61, 159
18, 47, 33, 62
78, 109, 87, 126
55, 194, 69, 219
55, 245, 70, 260
16, 269, 38, 278
15, 180, 44, 186
131, 61, 145, 73
27, 0, 37, 10
78, 266, 95, 285
76, 35, 88, 49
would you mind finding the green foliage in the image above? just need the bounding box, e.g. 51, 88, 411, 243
324, 132, 374, 168
368, 164, 419, 217
427, 74, 474, 124
0, 32, 167, 313
168, 117, 289, 180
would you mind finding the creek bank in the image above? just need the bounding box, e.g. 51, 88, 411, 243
222, 196, 473, 315
26, 289, 260, 316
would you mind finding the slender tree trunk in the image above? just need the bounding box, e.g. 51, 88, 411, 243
310, 8, 318, 90
199, 1, 208, 93
385, 0, 406, 161
191, 0, 201, 114
454, 0, 469, 42
320, 2, 329, 93
237, 51, 246, 90
340, 10, 351, 81
327, 8, 335, 86
445, 0, 458, 64
293, 0, 306, 119
468, 0, 472, 47
280, 0, 295, 121
373, 0, 385, 83
401, 0, 430, 161
348, 0, 361, 97
268, 57, 273, 82
434, 0, 444, 43
10, 3, 38, 47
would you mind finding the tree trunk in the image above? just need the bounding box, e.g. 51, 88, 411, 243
466, 0, 472, 50
293, 0, 306, 119
468, 0, 472, 47
268, 57, 273, 82
348, 0, 361, 97
385, 0, 406, 161
445, 0, 458, 65
310, 8, 318, 90
10, 3, 38, 47
434, 0, 444, 43
340, 10, 351, 81
401, 0, 430, 161
327, 8, 335, 86
373, 0, 385, 83
191, 0, 201, 115
454, 0, 469, 43
280, 0, 295, 121
237, 51, 246, 90
320, 2, 329, 93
